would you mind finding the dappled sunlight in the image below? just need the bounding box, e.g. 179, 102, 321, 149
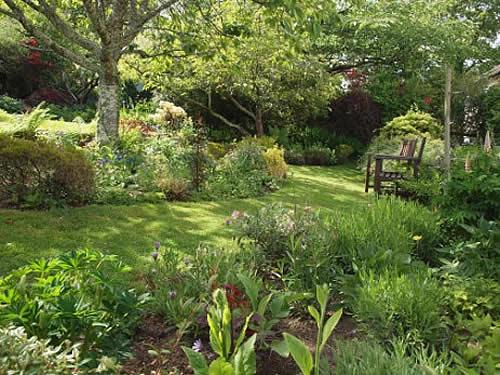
0, 166, 367, 274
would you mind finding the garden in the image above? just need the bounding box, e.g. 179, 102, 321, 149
0, 0, 499, 374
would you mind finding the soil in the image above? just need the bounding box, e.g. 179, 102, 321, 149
122, 313, 359, 375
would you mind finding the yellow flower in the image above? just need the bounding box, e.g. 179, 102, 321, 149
412, 235, 423, 241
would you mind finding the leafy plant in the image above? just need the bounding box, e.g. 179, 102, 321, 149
7, 103, 53, 139
263, 146, 288, 179
380, 108, 441, 139
0, 135, 95, 208
0, 95, 23, 113
183, 289, 258, 375
349, 268, 448, 348
0, 249, 147, 361
273, 284, 342, 375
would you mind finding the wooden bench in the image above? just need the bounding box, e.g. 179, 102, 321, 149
365, 138, 426, 194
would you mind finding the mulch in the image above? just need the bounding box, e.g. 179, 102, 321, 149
121, 313, 359, 375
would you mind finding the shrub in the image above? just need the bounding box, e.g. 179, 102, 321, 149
380, 109, 441, 139
0, 95, 23, 113
0, 249, 147, 360
239, 135, 277, 149
232, 204, 337, 292
304, 144, 335, 165
284, 144, 306, 165
263, 146, 288, 179
441, 148, 500, 221
204, 142, 276, 199
156, 174, 191, 201
350, 269, 448, 347
207, 141, 229, 160
335, 143, 354, 163
0, 326, 83, 374
0, 135, 95, 208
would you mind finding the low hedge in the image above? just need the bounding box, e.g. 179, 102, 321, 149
0, 135, 95, 208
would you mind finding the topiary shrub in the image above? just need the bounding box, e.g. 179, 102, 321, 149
380, 108, 441, 139
0, 135, 95, 207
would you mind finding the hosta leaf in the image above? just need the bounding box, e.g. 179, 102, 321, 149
208, 358, 234, 375
283, 333, 313, 375
182, 347, 208, 375
234, 334, 256, 375
320, 309, 342, 352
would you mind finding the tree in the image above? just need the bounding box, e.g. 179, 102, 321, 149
0, 0, 179, 143
138, 0, 337, 136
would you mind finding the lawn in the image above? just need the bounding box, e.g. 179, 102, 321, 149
0, 165, 368, 275
0, 111, 95, 136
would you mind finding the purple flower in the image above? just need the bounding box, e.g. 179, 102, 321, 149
225, 219, 232, 225
151, 251, 159, 261
192, 339, 203, 352
154, 241, 161, 250
168, 290, 177, 300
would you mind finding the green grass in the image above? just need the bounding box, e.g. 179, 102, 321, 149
0, 166, 369, 275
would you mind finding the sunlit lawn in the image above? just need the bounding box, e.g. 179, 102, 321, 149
0, 165, 369, 275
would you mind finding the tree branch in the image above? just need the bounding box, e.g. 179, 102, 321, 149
224, 94, 256, 120
184, 96, 250, 136
20, 0, 101, 54
121, 0, 180, 50
2, 0, 99, 72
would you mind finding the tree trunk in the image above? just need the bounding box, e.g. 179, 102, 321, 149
96, 58, 120, 144
255, 107, 264, 137
443, 65, 452, 174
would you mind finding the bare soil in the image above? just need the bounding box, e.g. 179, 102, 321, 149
122, 313, 359, 375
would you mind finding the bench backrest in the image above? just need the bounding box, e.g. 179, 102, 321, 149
399, 139, 418, 158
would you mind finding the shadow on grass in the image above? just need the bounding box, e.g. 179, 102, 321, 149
0, 165, 370, 275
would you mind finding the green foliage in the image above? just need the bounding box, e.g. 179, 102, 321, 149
273, 284, 342, 375
0, 325, 83, 374
441, 218, 500, 280
441, 148, 500, 221
350, 269, 448, 347
304, 145, 336, 166
330, 197, 440, 271
0, 135, 95, 208
182, 289, 257, 375
203, 142, 277, 199
361, 135, 444, 173
263, 146, 288, 179
335, 339, 420, 375
380, 109, 441, 139
232, 204, 336, 292
46, 104, 96, 123
147, 243, 258, 339
335, 144, 355, 164
5, 103, 54, 139
0, 249, 147, 362
0, 95, 23, 114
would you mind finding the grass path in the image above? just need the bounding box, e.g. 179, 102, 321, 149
0, 166, 369, 275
